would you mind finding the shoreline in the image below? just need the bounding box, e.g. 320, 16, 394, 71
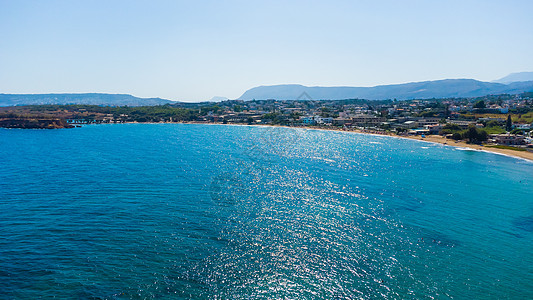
397, 134, 533, 162
30, 121, 533, 162
204, 122, 533, 162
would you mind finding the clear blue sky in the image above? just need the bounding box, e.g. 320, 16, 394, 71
1, 0, 532, 102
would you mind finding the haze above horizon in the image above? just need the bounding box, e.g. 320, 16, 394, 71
1, 0, 532, 102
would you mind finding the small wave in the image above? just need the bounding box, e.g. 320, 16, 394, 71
453, 147, 533, 163
310, 156, 336, 163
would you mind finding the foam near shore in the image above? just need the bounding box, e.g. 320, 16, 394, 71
234, 123, 533, 162
226, 123, 533, 163
399, 134, 533, 162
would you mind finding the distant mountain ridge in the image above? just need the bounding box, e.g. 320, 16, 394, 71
209, 96, 229, 102
493, 72, 533, 84
239, 78, 533, 101
0, 93, 175, 107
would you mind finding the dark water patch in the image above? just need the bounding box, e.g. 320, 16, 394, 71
414, 228, 461, 248
487, 224, 525, 238
513, 216, 533, 232
382, 198, 425, 216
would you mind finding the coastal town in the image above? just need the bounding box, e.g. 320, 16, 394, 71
1, 92, 533, 155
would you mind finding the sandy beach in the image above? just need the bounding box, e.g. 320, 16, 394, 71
243, 123, 533, 162
400, 134, 533, 162
311, 126, 533, 162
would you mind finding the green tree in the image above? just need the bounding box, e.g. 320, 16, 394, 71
444, 104, 450, 118
233, 105, 243, 112
464, 125, 487, 144
396, 127, 407, 133
505, 115, 512, 132
440, 123, 461, 135
473, 100, 486, 109
486, 120, 501, 127
289, 111, 302, 120
452, 132, 462, 140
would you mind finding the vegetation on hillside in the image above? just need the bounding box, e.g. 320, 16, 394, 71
485, 145, 527, 151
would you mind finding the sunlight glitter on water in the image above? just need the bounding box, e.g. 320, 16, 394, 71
0, 124, 532, 299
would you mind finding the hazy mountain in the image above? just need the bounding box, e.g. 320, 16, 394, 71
493, 72, 533, 84
239, 79, 533, 101
209, 96, 229, 102
0, 93, 175, 107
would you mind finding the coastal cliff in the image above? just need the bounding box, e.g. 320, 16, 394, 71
0, 115, 74, 129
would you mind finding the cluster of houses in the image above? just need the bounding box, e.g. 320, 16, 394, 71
58, 93, 533, 148
67, 113, 130, 124
195, 95, 533, 148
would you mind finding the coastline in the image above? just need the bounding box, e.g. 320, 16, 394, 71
201, 122, 533, 162
398, 134, 533, 162
35, 121, 533, 162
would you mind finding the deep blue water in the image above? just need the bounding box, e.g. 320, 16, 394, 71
0, 123, 532, 299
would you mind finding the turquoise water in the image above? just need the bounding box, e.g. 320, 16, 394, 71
0, 123, 532, 299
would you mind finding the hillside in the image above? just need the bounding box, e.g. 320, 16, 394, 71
0, 93, 175, 107
239, 79, 533, 101
493, 72, 533, 84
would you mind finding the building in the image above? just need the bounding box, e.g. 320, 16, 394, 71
333, 118, 352, 126
424, 124, 443, 135
316, 117, 333, 124
447, 120, 476, 128
490, 134, 526, 145
516, 123, 532, 130
351, 114, 385, 126
401, 121, 418, 129
417, 118, 440, 126
300, 116, 317, 125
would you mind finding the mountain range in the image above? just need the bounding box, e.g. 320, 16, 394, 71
0, 93, 174, 107
2, 72, 533, 106
239, 77, 533, 101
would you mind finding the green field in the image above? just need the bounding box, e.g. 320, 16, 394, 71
485, 145, 527, 151
474, 113, 533, 123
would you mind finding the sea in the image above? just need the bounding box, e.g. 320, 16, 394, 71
0, 123, 532, 299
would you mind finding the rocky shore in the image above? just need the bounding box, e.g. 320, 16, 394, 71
0, 116, 74, 129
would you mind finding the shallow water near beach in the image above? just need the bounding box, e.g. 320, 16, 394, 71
1, 123, 532, 299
